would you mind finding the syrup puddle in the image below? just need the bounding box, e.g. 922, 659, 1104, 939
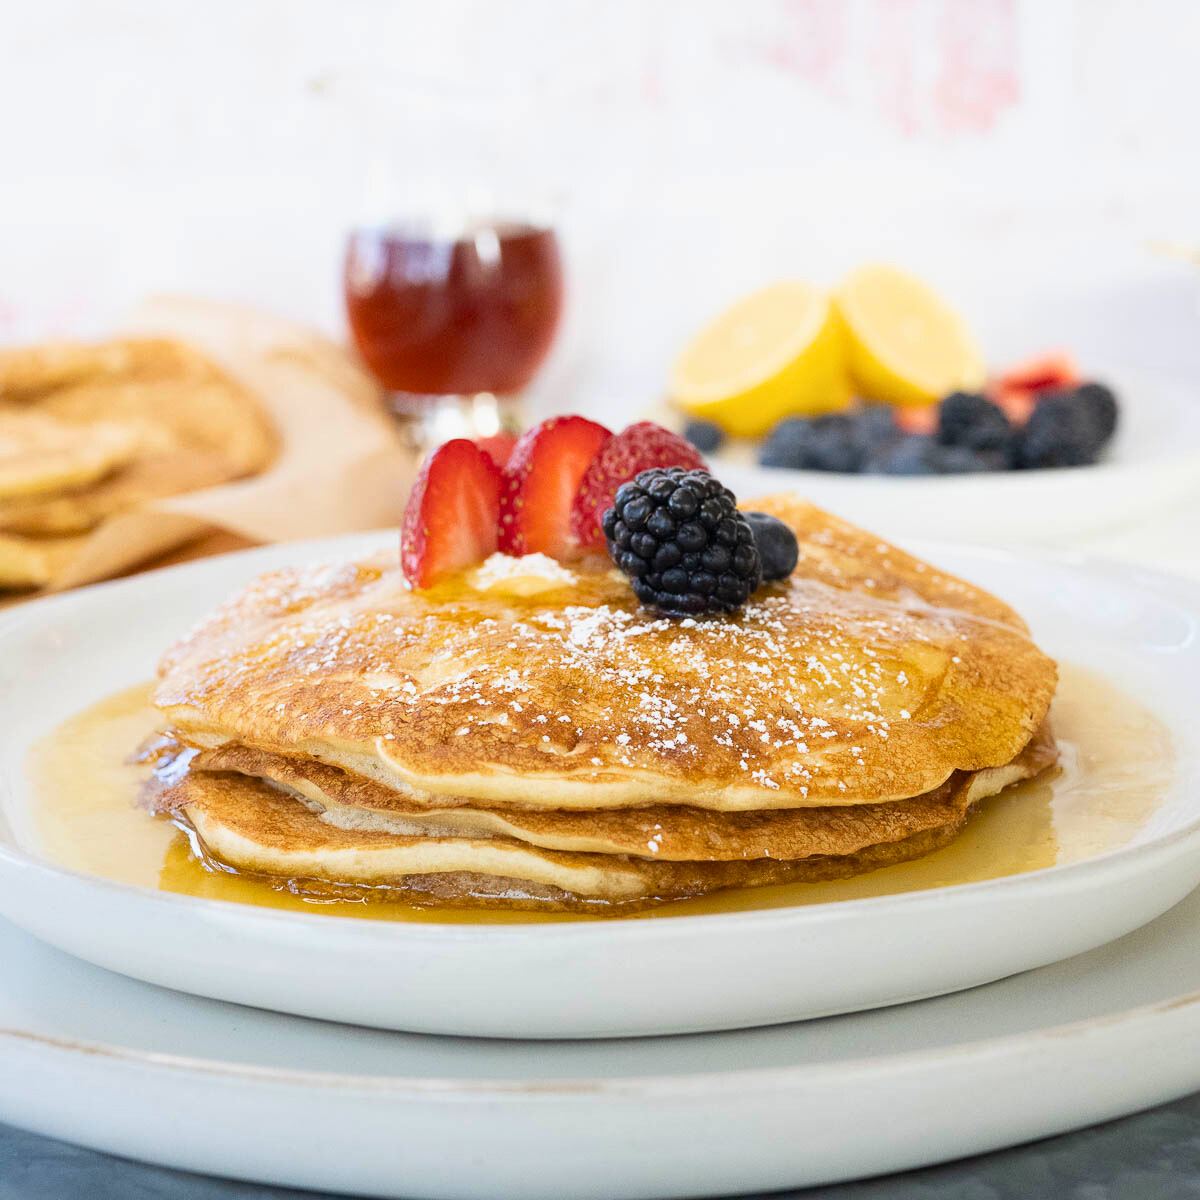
20, 665, 1174, 924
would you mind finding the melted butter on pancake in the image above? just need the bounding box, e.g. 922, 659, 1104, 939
470, 552, 578, 596
154, 497, 1056, 811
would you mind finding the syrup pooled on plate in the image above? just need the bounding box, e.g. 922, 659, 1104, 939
22, 665, 1173, 925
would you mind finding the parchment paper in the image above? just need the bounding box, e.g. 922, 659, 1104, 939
46, 295, 413, 590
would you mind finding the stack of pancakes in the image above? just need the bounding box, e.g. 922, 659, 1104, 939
143, 496, 1058, 914
0, 338, 275, 589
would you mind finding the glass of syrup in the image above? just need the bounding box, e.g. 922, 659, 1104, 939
344, 213, 564, 445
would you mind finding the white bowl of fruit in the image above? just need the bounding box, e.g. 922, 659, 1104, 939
666, 267, 1200, 545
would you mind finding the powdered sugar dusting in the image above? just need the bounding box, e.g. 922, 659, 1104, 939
158, 509, 1051, 805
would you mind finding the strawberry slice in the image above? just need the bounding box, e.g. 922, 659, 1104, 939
994, 351, 1080, 395
988, 351, 1082, 429
570, 421, 706, 551
475, 431, 519, 469
498, 416, 612, 557
990, 385, 1038, 427
893, 405, 938, 436
401, 439, 502, 588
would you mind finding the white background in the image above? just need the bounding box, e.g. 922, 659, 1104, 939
1, 0, 1197, 559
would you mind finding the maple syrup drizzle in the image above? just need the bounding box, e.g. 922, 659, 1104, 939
20, 665, 1173, 924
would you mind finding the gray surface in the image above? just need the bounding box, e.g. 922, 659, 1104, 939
4, 1095, 1200, 1200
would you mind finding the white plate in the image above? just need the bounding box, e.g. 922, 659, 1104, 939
714, 368, 1200, 545
4, 884, 1200, 1200
0, 536, 1198, 1040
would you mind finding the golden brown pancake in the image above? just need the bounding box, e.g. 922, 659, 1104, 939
0, 411, 142, 500
163, 725, 1057, 863
144, 732, 1052, 912
155, 497, 1057, 812
0, 530, 86, 589
0, 337, 276, 538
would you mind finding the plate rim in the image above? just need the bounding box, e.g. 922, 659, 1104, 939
1, 937, 1198, 1096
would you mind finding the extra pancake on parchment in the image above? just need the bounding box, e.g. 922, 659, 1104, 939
0, 337, 276, 539
0, 411, 142, 500
155, 496, 1057, 812
143, 729, 1053, 911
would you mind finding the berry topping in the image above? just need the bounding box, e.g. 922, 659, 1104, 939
743, 511, 799, 581
1015, 389, 1111, 469
498, 415, 612, 558
682, 418, 725, 454
475, 431, 520, 469
401, 439, 502, 588
937, 391, 1014, 457
571, 421, 706, 551
602, 467, 761, 617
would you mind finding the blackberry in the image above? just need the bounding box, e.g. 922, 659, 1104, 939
938, 392, 1013, 457
743, 511, 799, 581
759, 414, 865, 473
602, 468, 761, 617
682, 419, 725, 454
1075, 381, 1119, 446
1016, 391, 1105, 469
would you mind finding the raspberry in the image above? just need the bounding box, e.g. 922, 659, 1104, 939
571, 422, 705, 550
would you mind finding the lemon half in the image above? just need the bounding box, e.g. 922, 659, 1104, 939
670, 281, 851, 437
834, 265, 985, 408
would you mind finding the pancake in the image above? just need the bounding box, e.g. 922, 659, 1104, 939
158, 724, 1057, 862
154, 497, 1057, 812
0, 530, 86, 589
0, 337, 276, 537
0, 411, 142, 500
144, 739, 1051, 912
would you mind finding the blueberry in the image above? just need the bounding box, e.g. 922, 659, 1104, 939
856, 405, 900, 451
865, 436, 939, 476
759, 414, 864, 473
759, 417, 815, 469
865, 436, 1001, 475
1016, 391, 1106, 469
929, 444, 1002, 474
682, 419, 725, 454
743, 511, 799, 581
938, 392, 1013, 458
